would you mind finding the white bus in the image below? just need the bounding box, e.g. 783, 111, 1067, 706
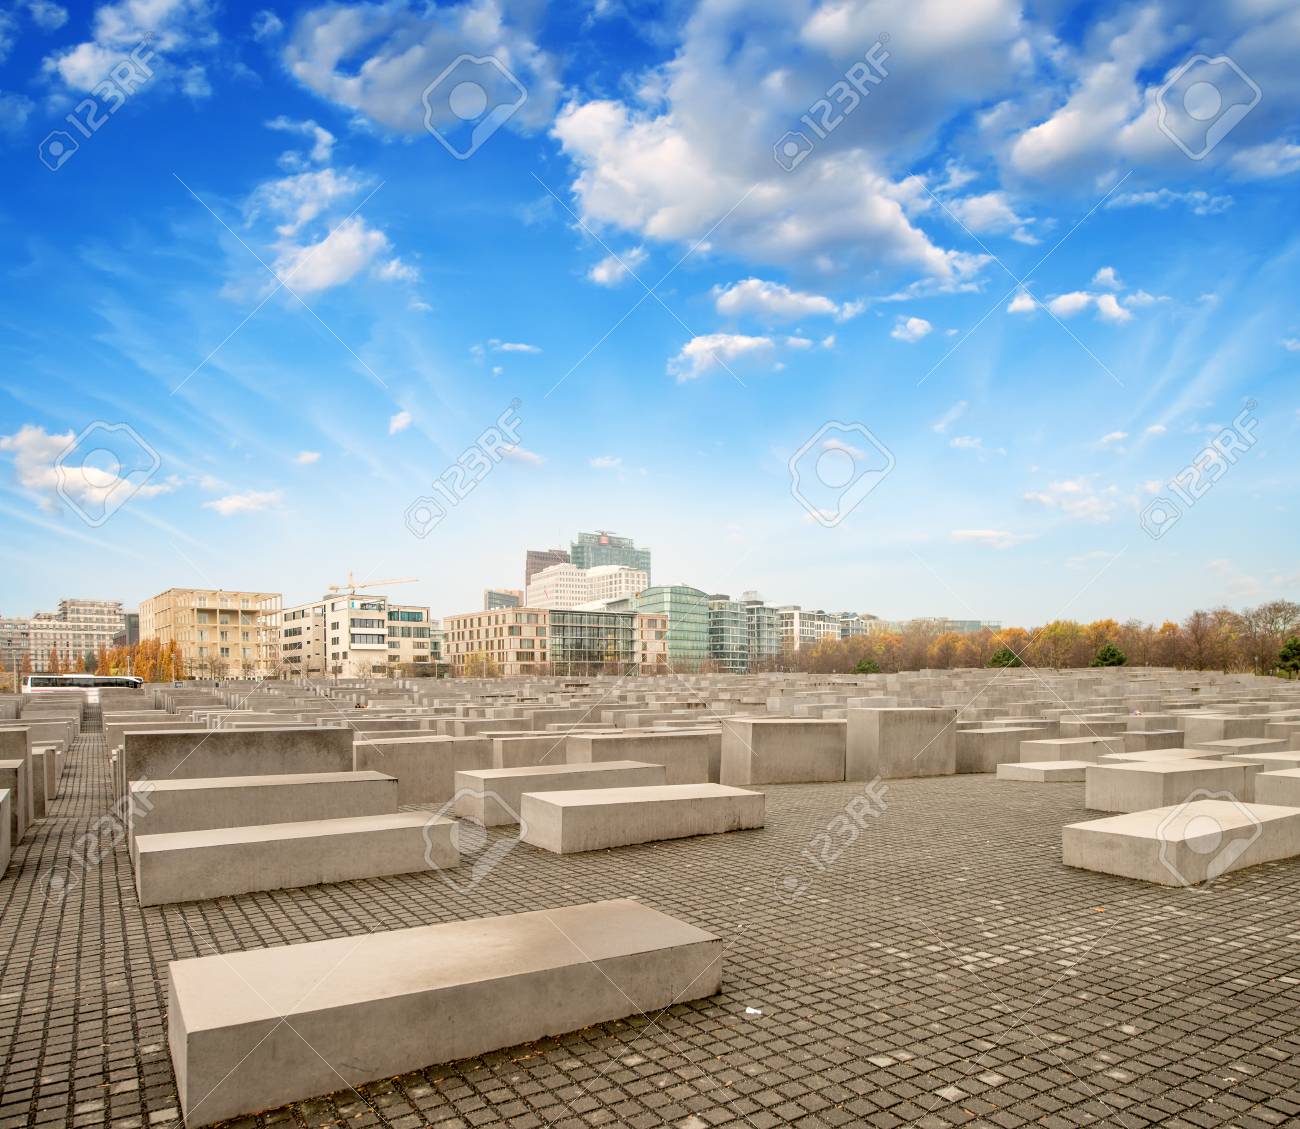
22, 673, 145, 693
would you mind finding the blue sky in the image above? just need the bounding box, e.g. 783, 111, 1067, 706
1, 0, 1297, 626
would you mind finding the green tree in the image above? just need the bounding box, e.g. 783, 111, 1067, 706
853, 658, 881, 674
1090, 642, 1127, 667
988, 646, 1023, 668
1278, 636, 1300, 678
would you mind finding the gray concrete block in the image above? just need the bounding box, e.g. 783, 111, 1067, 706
720, 718, 845, 785
454, 761, 666, 826
846, 708, 956, 780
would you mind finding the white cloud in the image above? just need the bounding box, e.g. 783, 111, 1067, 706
1282, 338, 1300, 352
251, 167, 365, 237
267, 115, 336, 165
251, 9, 283, 41
587, 246, 647, 286
1144, 424, 1166, 435
713, 278, 863, 323
1231, 141, 1300, 180
374, 257, 419, 283
1099, 430, 1128, 445
203, 490, 282, 516
951, 529, 1033, 549
589, 455, 622, 469
26, 1, 68, 31
1094, 293, 1131, 323
294, 450, 321, 464
1091, 266, 1122, 290
943, 191, 1038, 244
388, 411, 412, 435
502, 445, 545, 466
274, 216, 390, 293
0, 92, 35, 134
487, 339, 541, 354
890, 316, 933, 343
283, 0, 560, 134
949, 435, 1005, 457
1045, 290, 1131, 322
1106, 188, 1232, 216
931, 400, 968, 433
1024, 477, 1118, 522
667, 333, 775, 382
1006, 289, 1036, 314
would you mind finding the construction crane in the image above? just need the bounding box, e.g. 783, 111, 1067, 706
326, 571, 418, 595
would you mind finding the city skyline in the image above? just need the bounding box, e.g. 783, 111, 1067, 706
1, 1, 1297, 628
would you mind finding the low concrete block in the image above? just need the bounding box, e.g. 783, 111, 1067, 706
719, 718, 845, 785
1063, 800, 1300, 885
1085, 761, 1254, 812
956, 727, 1041, 773
134, 812, 457, 906
521, 783, 764, 854
565, 731, 713, 784
168, 898, 721, 1126
454, 761, 667, 826
1099, 749, 1220, 763
128, 771, 399, 851
1122, 730, 1186, 753
1019, 736, 1120, 763
1193, 737, 1288, 756
1254, 769, 1300, 806
0, 760, 28, 843
491, 733, 572, 769
996, 760, 1089, 782
1222, 752, 1300, 772
0, 788, 9, 873
353, 736, 490, 805
846, 708, 956, 780
122, 727, 353, 794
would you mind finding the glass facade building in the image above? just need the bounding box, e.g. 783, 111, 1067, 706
547, 609, 639, 675
633, 585, 709, 671
570, 531, 652, 580
708, 595, 750, 673
742, 597, 782, 668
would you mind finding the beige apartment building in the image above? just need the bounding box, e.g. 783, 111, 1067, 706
1, 598, 127, 674
279, 593, 438, 677
444, 606, 668, 676
139, 588, 282, 677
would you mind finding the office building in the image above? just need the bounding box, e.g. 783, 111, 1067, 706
140, 589, 281, 677
778, 606, 843, 653
741, 593, 782, 669
526, 563, 648, 610
1, 598, 129, 673
443, 607, 668, 676
524, 547, 570, 586
708, 594, 750, 673
631, 585, 709, 671
113, 612, 141, 649
484, 588, 523, 610
279, 593, 435, 677
569, 531, 652, 579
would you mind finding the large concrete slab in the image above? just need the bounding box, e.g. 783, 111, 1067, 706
134, 812, 457, 906
1085, 761, 1254, 811
846, 708, 956, 780
1252, 768, 1300, 806
453, 760, 667, 826
128, 771, 399, 850
121, 727, 353, 793
1019, 736, 1121, 763
956, 727, 1040, 773
719, 718, 845, 785
168, 899, 722, 1125
996, 760, 1089, 782
521, 783, 765, 854
352, 735, 491, 805
565, 731, 714, 784
1063, 801, 1300, 886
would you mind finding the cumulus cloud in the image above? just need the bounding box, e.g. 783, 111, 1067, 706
1006, 289, 1037, 314
294, 450, 321, 464
267, 115, 336, 166
388, 411, 412, 435
1230, 141, 1300, 179
283, 0, 560, 134
588, 246, 647, 286
203, 490, 282, 516
1024, 477, 1119, 522
667, 333, 775, 382
27, 2, 68, 31
890, 316, 933, 343
942, 190, 1038, 244
502, 444, 544, 466
713, 278, 863, 323
1106, 188, 1232, 215
274, 216, 391, 293
1091, 266, 1123, 290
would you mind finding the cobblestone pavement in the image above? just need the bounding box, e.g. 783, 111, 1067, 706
3, 722, 1300, 1129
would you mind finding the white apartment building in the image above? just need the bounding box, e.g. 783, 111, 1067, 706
525, 563, 648, 609
279, 594, 436, 677
3, 598, 127, 673
777, 606, 844, 652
